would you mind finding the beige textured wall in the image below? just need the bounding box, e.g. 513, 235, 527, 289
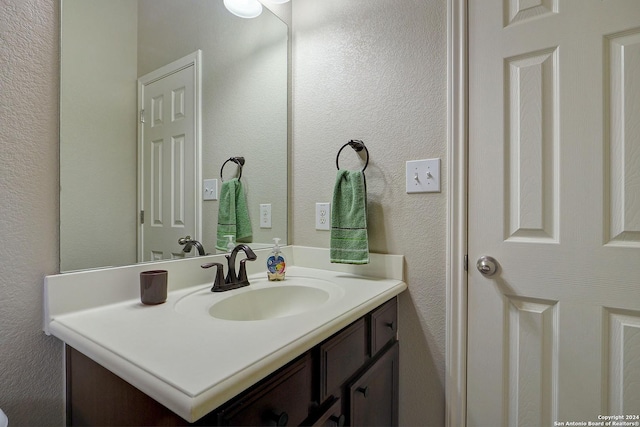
292, 1, 447, 425
0, 0, 64, 425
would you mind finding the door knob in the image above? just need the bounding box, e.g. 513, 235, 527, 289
476, 256, 498, 276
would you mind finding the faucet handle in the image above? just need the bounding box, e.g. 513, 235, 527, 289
237, 254, 257, 284
201, 262, 224, 292
178, 235, 192, 245
201, 262, 219, 268
238, 260, 250, 284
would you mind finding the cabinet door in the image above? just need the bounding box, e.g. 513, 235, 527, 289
217, 353, 312, 426
319, 318, 367, 402
348, 342, 399, 427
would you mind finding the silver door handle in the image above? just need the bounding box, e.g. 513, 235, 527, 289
476, 256, 498, 276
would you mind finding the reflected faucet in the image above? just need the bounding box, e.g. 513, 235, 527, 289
201, 244, 257, 292
178, 236, 205, 256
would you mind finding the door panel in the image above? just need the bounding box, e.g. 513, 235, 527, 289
139, 57, 199, 262
468, 1, 640, 425
606, 29, 640, 247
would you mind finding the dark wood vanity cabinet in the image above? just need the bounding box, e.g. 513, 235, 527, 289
215, 353, 313, 426
66, 297, 399, 426
314, 297, 398, 427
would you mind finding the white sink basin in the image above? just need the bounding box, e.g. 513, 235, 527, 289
209, 285, 329, 321
174, 277, 345, 322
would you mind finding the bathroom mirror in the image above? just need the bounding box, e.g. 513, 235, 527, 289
60, 0, 289, 272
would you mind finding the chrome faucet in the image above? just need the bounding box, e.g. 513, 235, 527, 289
178, 236, 205, 256
201, 244, 257, 292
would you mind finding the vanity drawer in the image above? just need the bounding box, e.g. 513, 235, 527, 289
216, 353, 312, 426
319, 318, 367, 402
370, 297, 398, 356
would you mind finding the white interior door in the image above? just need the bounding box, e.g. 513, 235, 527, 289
468, 1, 640, 425
138, 52, 201, 262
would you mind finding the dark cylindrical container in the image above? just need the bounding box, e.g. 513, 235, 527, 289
140, 270, 168, 305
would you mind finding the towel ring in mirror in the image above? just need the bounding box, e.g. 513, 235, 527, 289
220, 157, 245, 182
336, 140, 369, 172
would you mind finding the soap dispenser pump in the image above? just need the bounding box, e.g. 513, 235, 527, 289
224, 235, 235, 253
267, 237, 286, 281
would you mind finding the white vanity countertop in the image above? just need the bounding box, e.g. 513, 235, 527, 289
44, 247, 406, 422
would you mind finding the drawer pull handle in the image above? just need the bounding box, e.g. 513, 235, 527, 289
330, 414, 346, 426
267, 410, 289, 426
356, 386, 369, 398
385, 321, 395, 330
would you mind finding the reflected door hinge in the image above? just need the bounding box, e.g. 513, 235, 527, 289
464, 254, 468, 271
140, 210, 145, 224
139, 109, 145, 123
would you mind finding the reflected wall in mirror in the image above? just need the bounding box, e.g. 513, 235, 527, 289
60, 0, 289, 272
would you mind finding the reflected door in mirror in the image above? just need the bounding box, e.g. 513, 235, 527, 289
139, 56, 200, 261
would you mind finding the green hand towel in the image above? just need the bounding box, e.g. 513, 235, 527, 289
330, 170, 369, 264
216, 178, 252, 251
234, 181, 253, 243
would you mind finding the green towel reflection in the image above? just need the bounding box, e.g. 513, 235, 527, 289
216, 178, 252, 251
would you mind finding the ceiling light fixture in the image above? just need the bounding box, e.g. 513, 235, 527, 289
223, 0, 263, 19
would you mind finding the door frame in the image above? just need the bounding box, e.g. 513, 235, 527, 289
445, 0, 468, 426
137, 50, 203, 262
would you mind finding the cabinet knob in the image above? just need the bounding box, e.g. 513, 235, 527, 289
385, 321, 395, 330
330, 414, 346, 427
356, 386, 369, 398
267, 410, 289, 426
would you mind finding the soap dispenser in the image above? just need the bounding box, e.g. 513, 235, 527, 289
224, 235, 235, 253
267, 238, 286, 281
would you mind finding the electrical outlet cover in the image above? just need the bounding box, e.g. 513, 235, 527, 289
260, 204, 272, 229
315, 202, 331, 230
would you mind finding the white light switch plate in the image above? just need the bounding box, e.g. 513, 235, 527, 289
203, 179, 218, 200
406, 158, 440, 193
260, 204, 272, 228
316, 202, 331, 230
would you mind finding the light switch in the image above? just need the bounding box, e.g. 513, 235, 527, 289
260, 204, 272, 229
406, 158, 440, 193
203, 179, 218, 200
